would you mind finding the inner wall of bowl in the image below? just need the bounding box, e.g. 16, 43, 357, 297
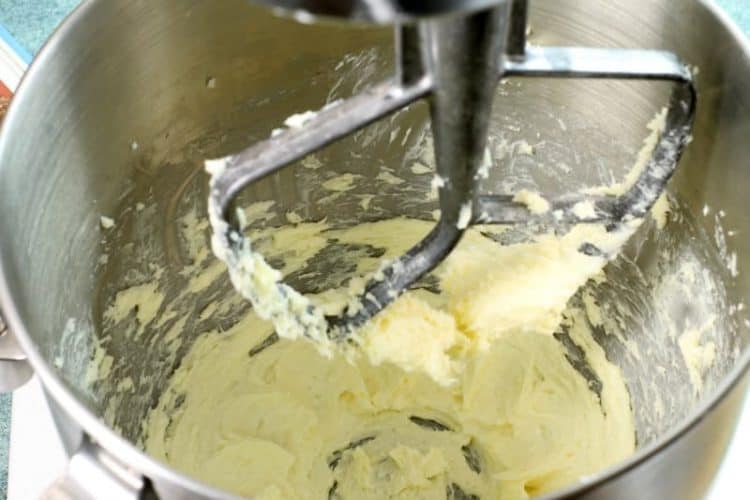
73, 56, 736, 449
7, 0, 747, 456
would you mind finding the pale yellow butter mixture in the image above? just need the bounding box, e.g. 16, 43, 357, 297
143, 217, 636, 499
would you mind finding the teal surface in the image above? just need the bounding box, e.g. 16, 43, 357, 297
0, 0, 79, 56
0, 394, 8, 499
718, 0, 750, 34
0, 1, 747, 499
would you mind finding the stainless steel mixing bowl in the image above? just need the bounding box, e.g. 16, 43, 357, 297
0, 0, 748, 498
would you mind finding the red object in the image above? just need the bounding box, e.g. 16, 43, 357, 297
0, 81, 10, 122
0, 79, 10, 98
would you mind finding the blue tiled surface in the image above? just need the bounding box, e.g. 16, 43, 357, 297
0, 1, 747, 499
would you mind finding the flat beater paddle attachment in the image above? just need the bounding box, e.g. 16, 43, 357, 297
207, 0, 696, 348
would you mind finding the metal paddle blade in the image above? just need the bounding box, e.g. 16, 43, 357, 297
207, 0, 696, 346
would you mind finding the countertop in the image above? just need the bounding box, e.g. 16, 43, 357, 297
0, 1, 748, 499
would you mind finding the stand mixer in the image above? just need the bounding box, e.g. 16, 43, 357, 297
207, 0, 696, 347
7, 0, 750, 497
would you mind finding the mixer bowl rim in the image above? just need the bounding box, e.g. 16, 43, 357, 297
0, 0, 748, 497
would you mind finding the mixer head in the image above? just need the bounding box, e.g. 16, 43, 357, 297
207, 0, 695, 348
